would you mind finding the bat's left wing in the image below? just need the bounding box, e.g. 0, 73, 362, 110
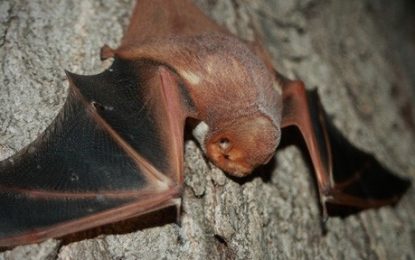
279, 78, 410, 217
249, 22, 410, 217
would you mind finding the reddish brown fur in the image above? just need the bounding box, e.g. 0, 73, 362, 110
111, 0, 283, 176
0, 0, 409, 247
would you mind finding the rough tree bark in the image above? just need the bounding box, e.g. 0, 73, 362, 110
0, 0, 414, 259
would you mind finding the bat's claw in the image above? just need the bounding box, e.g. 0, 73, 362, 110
319, 194, 330, 223
100, 44, 115, 60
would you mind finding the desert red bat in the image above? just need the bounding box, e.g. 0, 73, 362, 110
0, 0, 410, 247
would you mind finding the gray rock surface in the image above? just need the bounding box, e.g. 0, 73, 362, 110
1, 0, 414, 259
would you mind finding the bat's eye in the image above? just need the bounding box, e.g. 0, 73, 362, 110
218, 138, 231, 151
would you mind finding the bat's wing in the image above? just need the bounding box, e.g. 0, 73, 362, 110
101, 0, 228, 60
0, 58, 192, 247
121, 0, 225, 45
280, 78, 410, 218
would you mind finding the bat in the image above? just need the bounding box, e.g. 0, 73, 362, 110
0, 0, 410, 247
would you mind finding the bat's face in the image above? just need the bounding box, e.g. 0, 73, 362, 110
205, 115, 280, 177
176, 35, 283, 177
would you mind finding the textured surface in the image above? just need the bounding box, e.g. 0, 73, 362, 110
1, 0, 414, 259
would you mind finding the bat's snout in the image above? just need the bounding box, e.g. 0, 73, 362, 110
205, 116, 280, 177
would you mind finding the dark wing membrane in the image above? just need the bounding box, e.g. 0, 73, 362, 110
307, 90, 411, 216
0, 59, 186, 246
281, 80, 410, 218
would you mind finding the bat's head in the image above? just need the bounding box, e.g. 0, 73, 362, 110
205, 115, 280, 177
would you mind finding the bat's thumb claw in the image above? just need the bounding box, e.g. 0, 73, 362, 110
319, 195, 329, 223
100, 44, 115, 60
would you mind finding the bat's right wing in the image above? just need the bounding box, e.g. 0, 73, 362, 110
0, 58, 193, 247
280, 78, 411, 218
